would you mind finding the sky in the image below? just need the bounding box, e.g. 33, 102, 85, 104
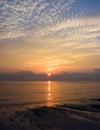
0, 0, 100, 74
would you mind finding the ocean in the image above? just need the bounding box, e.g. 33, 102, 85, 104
0, 81, 100, 110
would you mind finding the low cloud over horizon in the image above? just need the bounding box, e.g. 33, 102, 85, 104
0, 68, 100, 81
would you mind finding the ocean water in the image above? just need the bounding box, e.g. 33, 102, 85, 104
0, 81, 100, 110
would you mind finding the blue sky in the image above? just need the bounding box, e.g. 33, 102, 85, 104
0, 0, 100, 73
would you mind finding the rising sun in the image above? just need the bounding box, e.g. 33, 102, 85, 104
48, 73, 51, 76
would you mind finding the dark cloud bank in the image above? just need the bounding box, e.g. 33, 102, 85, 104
0, 69, 100, 81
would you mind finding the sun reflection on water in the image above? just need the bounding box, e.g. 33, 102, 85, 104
47, 81, 52, 106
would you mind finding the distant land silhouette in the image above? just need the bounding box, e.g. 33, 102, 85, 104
0, 69, 100, 81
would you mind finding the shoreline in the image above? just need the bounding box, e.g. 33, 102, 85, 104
0, 104, 100, 130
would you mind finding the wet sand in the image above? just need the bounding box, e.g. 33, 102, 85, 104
0, 105, 100, 130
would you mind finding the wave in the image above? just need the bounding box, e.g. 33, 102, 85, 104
0, 100, 51, 108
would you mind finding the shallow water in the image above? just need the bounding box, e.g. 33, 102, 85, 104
0, 81, 100, 109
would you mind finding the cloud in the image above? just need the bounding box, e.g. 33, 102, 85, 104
0, 69, 100, 81
0, 0, 100, 73
0, 0, 100, 41
0, 0, 76, 40
0, 0, 99, 48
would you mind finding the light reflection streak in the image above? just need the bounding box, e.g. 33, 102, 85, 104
47, 81, 52, 106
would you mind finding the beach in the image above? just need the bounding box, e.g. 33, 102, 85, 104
0, 81, 100, 130
0, 0, 100, 129
0, 103, 100, 130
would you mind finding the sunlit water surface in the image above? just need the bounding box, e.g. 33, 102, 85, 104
0, 81, 100, 113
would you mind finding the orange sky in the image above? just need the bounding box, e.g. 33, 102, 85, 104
0, 0, 100, 74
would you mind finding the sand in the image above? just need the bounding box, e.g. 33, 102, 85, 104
0, 105, 100, 130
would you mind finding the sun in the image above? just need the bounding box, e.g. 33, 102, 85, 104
48, 73, 51, 77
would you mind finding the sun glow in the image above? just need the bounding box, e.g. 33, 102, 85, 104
48, 73, 51, 77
